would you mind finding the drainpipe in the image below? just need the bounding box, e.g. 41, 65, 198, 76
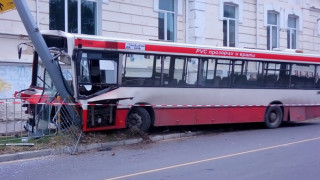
256, 0, 259, 48
185, 0, 189, 43
36, 0, 39, 28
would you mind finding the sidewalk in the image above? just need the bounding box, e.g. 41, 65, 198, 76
0, 131, 202, 163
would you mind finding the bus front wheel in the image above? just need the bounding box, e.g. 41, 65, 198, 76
127, 107, 151, 132
264, 106, 283, 129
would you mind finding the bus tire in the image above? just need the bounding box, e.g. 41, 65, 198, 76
127, 107, 151, 132
264, 106, 283, 129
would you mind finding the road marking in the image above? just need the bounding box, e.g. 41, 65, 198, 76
0, 155, 57, 165
105, 136, 320, 180
161, 136, 194, 142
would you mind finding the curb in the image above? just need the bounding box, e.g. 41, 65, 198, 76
0, 131, 202, 163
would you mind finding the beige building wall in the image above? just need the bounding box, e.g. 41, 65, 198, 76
0, 0, 49, 63
256, 0, 320, 53
101, 0, 186, 42
199, 0, 320, 53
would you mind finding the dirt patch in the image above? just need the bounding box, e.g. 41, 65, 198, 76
0, 128, 152, 155
0, 136, 60, 154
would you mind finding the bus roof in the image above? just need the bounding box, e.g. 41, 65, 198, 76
41, 30, 320, 64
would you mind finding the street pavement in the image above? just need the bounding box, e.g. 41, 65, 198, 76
1, 119, 320, 180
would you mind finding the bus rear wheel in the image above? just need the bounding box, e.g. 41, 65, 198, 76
264, 106, 283, 129
127, 107, 151, 132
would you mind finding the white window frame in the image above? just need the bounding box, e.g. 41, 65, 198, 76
223, 3, 238, 47
219, 0, 243, 23
154, 0, 182, 15
318, 17, 320, 36
157, 0, 176, 41
154, 0, 182, 41
56, 0, 102, 35
158, 9, 176, 41
287, 15, 298, 49
267, 11, 279, 50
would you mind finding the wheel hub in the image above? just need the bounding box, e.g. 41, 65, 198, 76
128, 113, 142, 128
269, 112, 277, 123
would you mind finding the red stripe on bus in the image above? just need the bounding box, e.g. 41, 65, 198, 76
75, 39, 320, 63
146, 44, 320, 63
74, 39, 126, 49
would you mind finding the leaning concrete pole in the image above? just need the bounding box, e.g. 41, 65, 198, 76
13, 0, 81, 125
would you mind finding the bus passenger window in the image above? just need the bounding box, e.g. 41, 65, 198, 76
185, 58, 198, 86
199, 59, 216, 87
263, 63, 280, 87
175, 57, 198, 86
173, 57, 185, 85
122, 54, 154, 86
233, 61, 246, 87
216, 59, 232, 87
316, 66, 320, 88
244, 61, 263, 87
291, 64, 315, 89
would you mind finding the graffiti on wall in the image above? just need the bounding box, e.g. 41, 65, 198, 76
0, 78, 11, 92
0, 65, 31, 98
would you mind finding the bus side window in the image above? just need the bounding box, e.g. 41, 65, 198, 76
186, 58, 198, 86
291, 64, 316, 89
216, 59, 232, 87
233, 60, 247, 87
173, 57, 185, 86
198, 58, 217, 87
263, 63, 280, 88
316, 65, 320, 88
174, 57, 199, 87
122, 54, 154, 86
243, 61, 263, 87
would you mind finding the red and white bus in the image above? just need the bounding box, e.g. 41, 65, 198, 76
18, 30, 320, 132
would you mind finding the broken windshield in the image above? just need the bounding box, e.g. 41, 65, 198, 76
77, 51, 118, 98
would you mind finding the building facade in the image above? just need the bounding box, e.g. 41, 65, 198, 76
0, 0, 320, 98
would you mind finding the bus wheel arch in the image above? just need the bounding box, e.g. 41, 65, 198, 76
126, 104, 153, 132
264, 101, 283, 129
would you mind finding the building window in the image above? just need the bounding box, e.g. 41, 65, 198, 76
158, 0, 176, 41
267, 11, 279, 50
49, 0, 98, 35
287, 16, 298, 49
223, 4, 237, 47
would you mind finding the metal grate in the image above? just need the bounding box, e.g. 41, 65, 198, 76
0, 98, 29, 143
0, 97, 83, 154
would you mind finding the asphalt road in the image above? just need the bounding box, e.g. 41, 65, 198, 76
1, 119, 320, 180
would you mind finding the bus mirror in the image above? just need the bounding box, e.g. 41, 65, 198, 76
18, 46, 22, 59
17, 42, 33, 59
